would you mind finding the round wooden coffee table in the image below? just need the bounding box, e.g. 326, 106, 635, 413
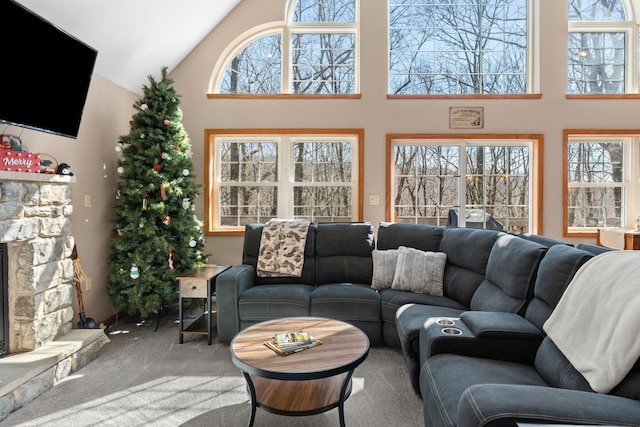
230, 316, 370, 427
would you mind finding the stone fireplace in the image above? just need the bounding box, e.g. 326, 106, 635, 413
0, 170, 76, 354
0, 170, 109, 422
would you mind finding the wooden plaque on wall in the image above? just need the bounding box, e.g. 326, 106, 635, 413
449, 107, 484, 129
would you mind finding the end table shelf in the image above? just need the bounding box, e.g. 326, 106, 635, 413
178, 264, 230, 345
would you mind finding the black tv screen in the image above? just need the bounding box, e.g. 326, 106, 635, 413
0, 0, 97, 139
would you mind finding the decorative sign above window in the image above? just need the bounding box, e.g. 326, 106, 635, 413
449, 107, 484, 129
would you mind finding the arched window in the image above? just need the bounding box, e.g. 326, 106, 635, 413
388, 0, 534, 95
568, 0, 637, 94
211, 0, 358, 95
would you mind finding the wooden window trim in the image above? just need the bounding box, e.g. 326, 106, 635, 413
563, 128, 640, 237
204, 128, 364, 236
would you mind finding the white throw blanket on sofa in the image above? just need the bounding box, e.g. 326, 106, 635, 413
543, 250, 640, 393
257, 219, 311, 277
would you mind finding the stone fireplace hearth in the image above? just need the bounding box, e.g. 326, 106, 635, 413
0, 170, 109, 421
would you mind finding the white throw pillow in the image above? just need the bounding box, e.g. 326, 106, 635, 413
371, 249, 399, 290
391, 246, 447, 295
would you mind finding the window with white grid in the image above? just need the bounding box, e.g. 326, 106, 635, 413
212, 0, 358, 95
205, 130, 362, 234
567, 0, 638, 94
388, 0, 532, 95
564, 132, 640, 236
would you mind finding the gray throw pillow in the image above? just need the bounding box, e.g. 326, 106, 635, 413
391, 246, 447, 295
371, 249, 399, 290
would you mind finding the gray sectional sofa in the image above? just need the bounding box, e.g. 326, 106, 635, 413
216, 221, 640, 427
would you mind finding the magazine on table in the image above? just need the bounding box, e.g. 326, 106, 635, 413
264, 330, 322, 356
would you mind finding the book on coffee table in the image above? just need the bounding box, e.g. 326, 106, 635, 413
273, 330, 312, 346
264, 330, 322, 356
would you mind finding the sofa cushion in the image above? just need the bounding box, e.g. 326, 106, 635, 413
391, 247, 447, 295
534, 338, 592, 391
310, 283, 382, 345
440, 228, 500, 306
469, 234, 547, 315
516, 232, 573, 248
525, 244, 593, 331
315, 222, 374, 285
238, 284, 313, 322
371, 249, 399, 290
421, 353, 549, 427
310, 283, 380, 321
376, 222, 444, 251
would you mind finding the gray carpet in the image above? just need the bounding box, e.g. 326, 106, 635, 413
2, 310, 424, 427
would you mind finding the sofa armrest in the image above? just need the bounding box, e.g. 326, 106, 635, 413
216, 264, 255, 343
458, 383, 640, 427
460, 311, 543, 340
419, 312, 543, 367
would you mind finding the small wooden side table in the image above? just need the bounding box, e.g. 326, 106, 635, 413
178, 264, 230, 344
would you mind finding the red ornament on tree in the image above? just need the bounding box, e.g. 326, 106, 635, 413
163, 119, 170, 126
153, 164, 161, 172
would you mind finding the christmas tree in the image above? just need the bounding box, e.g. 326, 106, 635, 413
108, 66, 208, 318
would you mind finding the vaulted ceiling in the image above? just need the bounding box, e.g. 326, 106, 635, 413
15, 0, 242, 94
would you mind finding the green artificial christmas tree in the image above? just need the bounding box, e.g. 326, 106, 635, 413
109, 66, 208, 318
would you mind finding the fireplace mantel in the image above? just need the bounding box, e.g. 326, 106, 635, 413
0, 170, 76, 184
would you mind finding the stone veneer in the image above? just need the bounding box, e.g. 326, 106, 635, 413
0, 170, 76, 353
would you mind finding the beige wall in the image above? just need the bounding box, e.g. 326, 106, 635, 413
8, 74, 136, 325
9, 0, 640, 323
171, 0, 640, 267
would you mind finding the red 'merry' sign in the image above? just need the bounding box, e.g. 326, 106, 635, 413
0, 150, 41, 173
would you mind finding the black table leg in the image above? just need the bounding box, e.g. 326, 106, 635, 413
242, 371, 257, 427
338, 369, 355, 427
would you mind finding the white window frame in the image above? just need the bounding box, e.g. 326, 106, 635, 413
564, 132, 640, 236
386, 0, 539, 95
205, 130, 363, 234
209, 0, 360, 95
388, 136, 540, 233
568, 21, 637, 93
567, 0, 639, 94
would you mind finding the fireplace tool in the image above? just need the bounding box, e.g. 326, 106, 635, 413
71, 244, 98, 329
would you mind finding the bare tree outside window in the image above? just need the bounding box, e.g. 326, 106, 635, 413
388, 0, 528, 95
219, 141, 278, 225
216, 0, 357, 95
293, 141, 353, 221
220, 34, 282, 94
567, 0, 627, 94
291, 33, 355, 94
566, 139, 624, 228
568, 0, 624, 21
208, 131, 361, 232
392, 141, 532, 231
293, 0, 355, 22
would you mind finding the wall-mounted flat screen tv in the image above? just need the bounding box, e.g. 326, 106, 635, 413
0, 0, 98, 139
